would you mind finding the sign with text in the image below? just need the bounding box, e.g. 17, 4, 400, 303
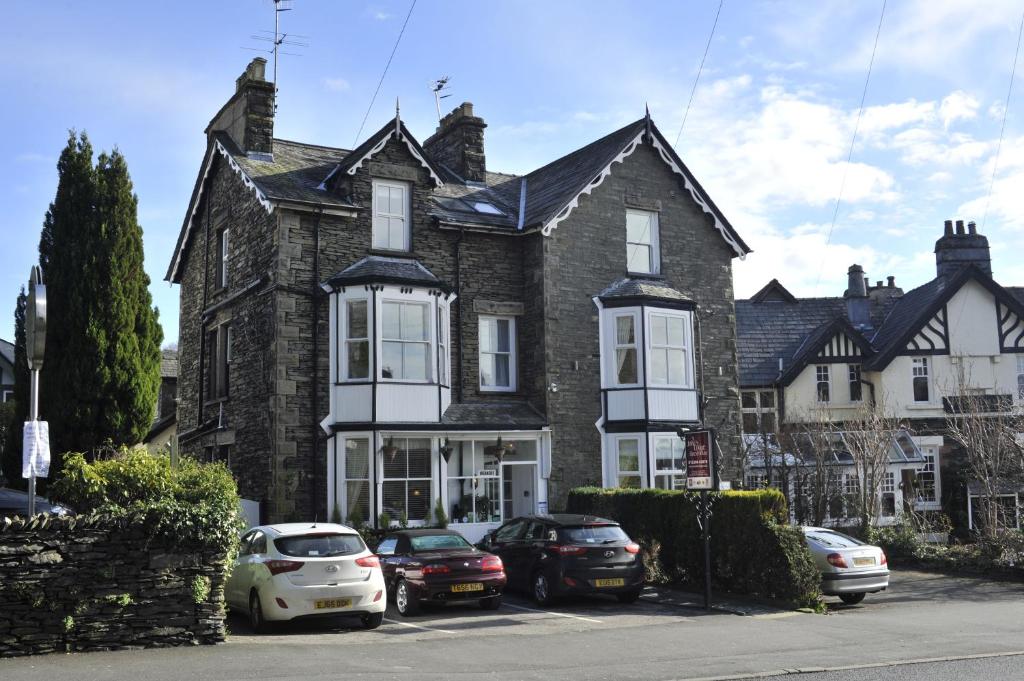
684, 430, 714, 490
22, 421, 51, 479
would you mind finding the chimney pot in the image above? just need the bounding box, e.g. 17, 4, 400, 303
944, 219, 954, 236
424, 101, 487, 182
968, 220, 977, 235
887, 276, 895, 287
956, 219, 965, 235
935, 219, 991, 278
876, 280, 883, 288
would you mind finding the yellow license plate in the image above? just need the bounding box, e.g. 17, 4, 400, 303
314, 598, 352, 610
593, 578, 626, 588
451, 583, 484, 593
853, 557, 875, 567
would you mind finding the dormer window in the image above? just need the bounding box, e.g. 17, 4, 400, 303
626, 209, 660, 275
372, 180, 410, 251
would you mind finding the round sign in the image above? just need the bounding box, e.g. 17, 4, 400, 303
26, 266, 46, 371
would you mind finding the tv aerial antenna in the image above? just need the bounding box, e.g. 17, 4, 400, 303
242, 0, 309, 112
430, 76, 452, 121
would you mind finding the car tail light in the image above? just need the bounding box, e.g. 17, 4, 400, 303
826, 553, 848, 568
563, 577, 578, 587
554, 545, 587, 556
481, 555, 504, 572
355, 555, 381, 568
275, 597, 289, 609
880, 550, 888, 566
624, 542, 641, 554
264, 559, 304, 575
422, 563, 451, 575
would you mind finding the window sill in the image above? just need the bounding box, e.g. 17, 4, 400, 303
203, 396, 229, 407
369, 248, 416, 259
479, 387, 518, 394
905, 403, 939, 410
626, 271, 663, 280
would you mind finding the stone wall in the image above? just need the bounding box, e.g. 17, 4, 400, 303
0, 514, 228, 657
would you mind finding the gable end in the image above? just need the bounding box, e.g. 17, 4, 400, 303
903, 305, 949, 355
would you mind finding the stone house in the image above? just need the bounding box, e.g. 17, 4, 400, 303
0, 339, 13, 403
736, 221, 1024, 532
144, 349, 178, 453
166, 59, 749, 537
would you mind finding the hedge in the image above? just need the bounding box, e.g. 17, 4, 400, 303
567, 487, 821, 608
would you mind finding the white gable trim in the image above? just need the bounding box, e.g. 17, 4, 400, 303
169, 139, 275, 281
319, 126, 444, 189
540, 133, 748, 260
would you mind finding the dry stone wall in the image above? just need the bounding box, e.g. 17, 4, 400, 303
0, 513, 228, 657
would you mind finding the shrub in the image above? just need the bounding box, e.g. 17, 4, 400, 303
567, 487, 820, 608
48, 448, 243, 553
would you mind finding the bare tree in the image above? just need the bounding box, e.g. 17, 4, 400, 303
783, 407, 846, 527
841, 400, 904, 533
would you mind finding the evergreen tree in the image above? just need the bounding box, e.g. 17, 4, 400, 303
37, 132, 162, 467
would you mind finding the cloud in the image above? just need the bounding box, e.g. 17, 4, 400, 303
322, 77, 351, 92
939, 91, 980, 128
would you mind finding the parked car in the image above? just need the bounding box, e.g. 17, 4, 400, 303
0, 488, 69, 518
377, 529, 506, 616
478, 514, 644, 606
225, 523, 386, 632
801, 526, 889, 605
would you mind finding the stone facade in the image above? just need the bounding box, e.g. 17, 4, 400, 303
0, 514, 228, 656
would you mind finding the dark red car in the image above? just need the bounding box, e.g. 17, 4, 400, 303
376, 529, 506, 616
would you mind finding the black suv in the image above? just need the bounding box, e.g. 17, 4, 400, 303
478, 514, 644, 605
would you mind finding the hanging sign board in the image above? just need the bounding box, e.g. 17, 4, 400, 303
684, 430, 715, 490
22, 421, 51, 479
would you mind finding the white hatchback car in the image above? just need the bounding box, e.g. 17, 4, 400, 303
801, 527, 889, 605
226, 523, 386, 632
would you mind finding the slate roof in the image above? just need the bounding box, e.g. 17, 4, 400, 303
160, 349, 179, 379
861, 277, 947, 368
430, 171, 520, 230
441, 401, 547, 429
598, 278, 694, 305
323, 256, 448, 291
323, 119, 445, 188
215, 133, 355, 208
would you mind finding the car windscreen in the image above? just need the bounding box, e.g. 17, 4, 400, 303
410, 534, 474, 551
559, 525, 629, 544
274, 533, 366, 557
805, 530, 864, 549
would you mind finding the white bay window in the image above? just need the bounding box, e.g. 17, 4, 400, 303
382, 301, 430, 381
649, 313, 688, 386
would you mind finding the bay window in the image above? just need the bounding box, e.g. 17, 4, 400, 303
372, 180, 410, 251
344, 299, 369, 380
382, 301, 430, 381
616, 437, 642, 488
613, 314, 639, 385
344, 438, 371, 524
649, 313, 688, 385
479, 315, 516, 391
653, 436, 686, 490
382, 437, 432, 522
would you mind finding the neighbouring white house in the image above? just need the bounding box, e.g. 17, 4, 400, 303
736, 220, 1023, 531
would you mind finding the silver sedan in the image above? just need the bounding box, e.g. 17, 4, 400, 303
801, 526, 889, 605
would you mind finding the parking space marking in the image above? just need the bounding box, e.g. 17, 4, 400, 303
502, 603, 603, 623
382, 618, 456, 634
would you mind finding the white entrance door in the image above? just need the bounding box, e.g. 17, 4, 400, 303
502, 463, 538, 519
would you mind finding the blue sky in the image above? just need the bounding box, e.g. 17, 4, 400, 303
3, 1, 1023, 345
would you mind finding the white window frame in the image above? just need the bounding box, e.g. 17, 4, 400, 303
444, 440, 503, 525
342, 298, 371, 381
848, 364, 862, 403
879, 471, 897, 517
625, 209, 660, 275
741, 389, 778, 434
1, 390, 13, 403
647, 312, 692, 387
911, 356, 930, 403
478, 315, 517, 392
615, 436, 643, 488
652, 435, 686, 490
611, 312, 641, 387
380, 436, 433, 524
816, 365, 831, 403
380, 300, 431, 382
372, 179, 411, 251
916, 447, 940, 506
218, 227, 230, 289
438, 304, 449, 386
343, 436, 372, 525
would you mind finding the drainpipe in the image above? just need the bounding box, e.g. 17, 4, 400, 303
311, 204, 324, 518
198, 177, 213, 423
455, 227, 465, 402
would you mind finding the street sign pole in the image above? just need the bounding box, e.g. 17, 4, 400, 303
27, 368, 39, 517
24, 265, 47, 517
681, 427, 718, 612
701, 489, 711, 611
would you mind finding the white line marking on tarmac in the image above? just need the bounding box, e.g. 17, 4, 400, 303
383, 618, 456, 634
502, 603, 603, 623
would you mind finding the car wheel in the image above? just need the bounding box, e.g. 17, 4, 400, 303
839, 592, 866, 605
616, 589, 641, 604
360, 611, 384, 630
395, 580, 420, 617
479, 595, 502, 610
249, 591, 268, 633
532, 571, 554, 606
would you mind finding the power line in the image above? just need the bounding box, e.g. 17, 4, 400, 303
982, 9, 1024, 231
813, 0, 887, 294
352, 0, 417, 147
674, 0, 725, 148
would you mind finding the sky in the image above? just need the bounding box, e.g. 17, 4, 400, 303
2, 0, 1023, 345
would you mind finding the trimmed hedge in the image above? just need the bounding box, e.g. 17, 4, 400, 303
567, 487, 821, 608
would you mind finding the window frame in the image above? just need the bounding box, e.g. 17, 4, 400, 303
916, 447, 940, 506
741, 389, 778, 434
625, 208, 660, 275
342, 298, 371, 382
380, 300, 432, 383
614, 436, 643, 489
911, 356, 930, 403
647, 311, 692, 388
611, 312, 641, 387
848, 364, 862, 403
371, 179, 411, 252
444, 440, 502, 525
343, 437, 371, 526
205, 322, 231, 402
438, 304, 449, 387
816, 365, 831, 403
879, 471, 897, 517
478, 314, 517, 392
216, 227, 229, 290
380, 437, 433, 524
652, 435, 686, 490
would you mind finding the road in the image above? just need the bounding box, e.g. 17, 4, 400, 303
0, 569, 1021, 680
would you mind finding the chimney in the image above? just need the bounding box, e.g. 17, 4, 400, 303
887, 276, 895, 288
207, 58, 275, 160
935, 217, 991, 278
845, 264, 870, 327
423, 102, 487, 182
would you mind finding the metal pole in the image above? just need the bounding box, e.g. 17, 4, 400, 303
27, 368, 39, 517
702, 489, 711, 611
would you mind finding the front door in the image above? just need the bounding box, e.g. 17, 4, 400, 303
502, 463, 537, 519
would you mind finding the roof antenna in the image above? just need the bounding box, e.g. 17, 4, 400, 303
430, 76, 452, 122
242, 0, 309, 114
